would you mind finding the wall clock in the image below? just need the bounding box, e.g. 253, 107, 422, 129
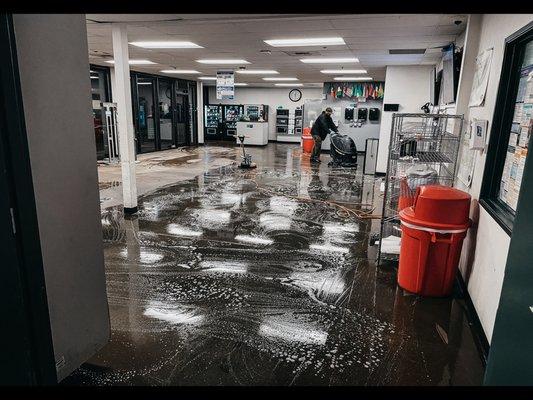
289, 89, 302, 102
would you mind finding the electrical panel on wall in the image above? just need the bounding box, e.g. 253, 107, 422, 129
469, 118, 488, 150
357, 108, 368, 121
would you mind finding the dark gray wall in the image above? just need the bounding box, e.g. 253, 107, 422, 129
13, 14, 110, 381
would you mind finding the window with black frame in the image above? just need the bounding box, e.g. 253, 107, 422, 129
481, 22, 533, 234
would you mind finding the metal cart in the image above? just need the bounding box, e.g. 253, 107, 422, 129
377, 113, 463, 265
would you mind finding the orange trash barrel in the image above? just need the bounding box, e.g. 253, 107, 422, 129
301, 127, 314, 154
398, 185, 471, 297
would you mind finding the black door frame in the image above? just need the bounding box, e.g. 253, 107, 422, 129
132, 73, 159, 154
0, 13, 56, 385
174, 89, 190, 147
131, 71, 198, 154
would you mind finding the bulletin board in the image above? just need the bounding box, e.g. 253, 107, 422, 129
498, 62, 533, 211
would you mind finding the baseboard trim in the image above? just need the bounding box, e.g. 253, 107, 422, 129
456, 273, 490, 366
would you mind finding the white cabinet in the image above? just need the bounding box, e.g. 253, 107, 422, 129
236, 121, 269, 146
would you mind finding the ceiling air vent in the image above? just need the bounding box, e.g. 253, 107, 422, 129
282, 50, 322, 57
388, 49, 426, 55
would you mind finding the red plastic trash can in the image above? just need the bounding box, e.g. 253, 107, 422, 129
398, 185, 471, 297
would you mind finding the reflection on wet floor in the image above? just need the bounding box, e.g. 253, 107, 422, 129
64, 143, 484, 386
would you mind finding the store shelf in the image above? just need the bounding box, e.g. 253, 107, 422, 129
391, 151, 453, 163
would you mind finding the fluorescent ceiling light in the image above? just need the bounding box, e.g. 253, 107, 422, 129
300, 57, 359, 64
130, 41, 203, 49
199, 76, 217, 80
160, 69, 201, 74
264, 37, 345, 47
333, 76, 372, 81
263, 77, 298, 81
275, 83, 303, 87
105, 59, 156, 65
321, 69, 367, 74
196, 59, 250, 64
234, 83, 248, 86
137, 82, 153, 85
236, 70, 279, 75
90, 76, 99, 79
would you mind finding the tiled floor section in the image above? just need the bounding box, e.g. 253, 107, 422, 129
98, 146, 236, 210
64, 143, 484, 386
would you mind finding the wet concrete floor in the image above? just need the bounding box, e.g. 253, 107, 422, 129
64, 143, 485, 386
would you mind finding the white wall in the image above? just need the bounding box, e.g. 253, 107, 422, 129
207, 86, 323, 141
13, 14, 110, 380
376, 65, 434, 173
453, 14, 533, 342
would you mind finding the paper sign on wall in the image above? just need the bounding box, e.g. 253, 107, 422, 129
469, 48, 493, 107
216, 70, 234, 100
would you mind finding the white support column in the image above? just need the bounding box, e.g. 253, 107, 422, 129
197, 81, 205, 144
111, 24, 138, 213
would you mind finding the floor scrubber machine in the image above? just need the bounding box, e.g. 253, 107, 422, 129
328, 132, 358, 168
235, 134, 257, 169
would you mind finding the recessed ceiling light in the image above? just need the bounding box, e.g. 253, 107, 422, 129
321, 69, 367, 74
130, 41, 203, 49
333, 76, 373, 81
300, 57, 359, 64
160, 69, 201, 74
196, 59, 250, 65
275, 83, 303, 87
264, 37, 345, 47
234, 83, 248, 86
105, 59, 156, 65
236, 70, 279, 75
199, 77, 217, 80
263, 77, 298, 81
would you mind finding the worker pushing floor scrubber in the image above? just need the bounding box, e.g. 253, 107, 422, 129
310, 107, 357, 168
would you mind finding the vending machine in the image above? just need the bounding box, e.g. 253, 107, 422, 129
222, 104, 243, 140
243, 104, 269, 121
204, 104, 222, 140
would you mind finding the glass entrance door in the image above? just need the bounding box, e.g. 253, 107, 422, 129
89, 67, 110, 160
174, 92, 189, 146
158, 79, 174, 150
135, 76, 157, 153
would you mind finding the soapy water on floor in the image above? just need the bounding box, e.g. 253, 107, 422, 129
65, 158, 483, 385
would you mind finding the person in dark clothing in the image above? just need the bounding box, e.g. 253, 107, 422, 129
310, 107, 338, 163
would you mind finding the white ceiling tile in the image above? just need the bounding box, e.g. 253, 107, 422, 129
86, 13, 467, 84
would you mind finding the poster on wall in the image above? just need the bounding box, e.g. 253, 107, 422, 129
469, 48, 494, 107
216, 70, 234, 100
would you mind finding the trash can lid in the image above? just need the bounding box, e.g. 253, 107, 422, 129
400, 206, 471, 231
415, 185, 471, 201
401, 185, 471, 228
